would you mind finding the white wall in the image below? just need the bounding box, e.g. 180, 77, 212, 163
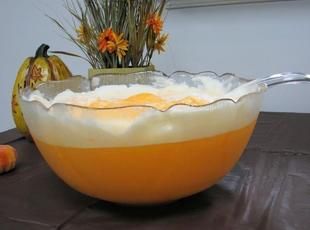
1, 0, 310, 132
154, 0, 310, 114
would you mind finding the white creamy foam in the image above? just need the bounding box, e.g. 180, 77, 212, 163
25, 76, 258, 108
21, 76, 264, 147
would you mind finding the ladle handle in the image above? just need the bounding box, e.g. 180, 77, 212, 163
258, 72, 310, 87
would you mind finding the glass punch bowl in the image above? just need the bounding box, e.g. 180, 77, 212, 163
20, 71, 267, 204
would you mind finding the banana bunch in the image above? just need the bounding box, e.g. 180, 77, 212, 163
11, 44, 72, 138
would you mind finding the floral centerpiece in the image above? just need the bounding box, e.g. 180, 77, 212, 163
51, 0, 168, 76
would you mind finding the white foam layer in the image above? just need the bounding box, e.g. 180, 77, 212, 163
21, 76, 264, 147
25, 76, 256, 108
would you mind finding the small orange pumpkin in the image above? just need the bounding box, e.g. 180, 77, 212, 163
0, 145, 17, 174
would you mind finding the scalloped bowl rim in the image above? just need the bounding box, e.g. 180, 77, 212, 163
20, 70, 268, 112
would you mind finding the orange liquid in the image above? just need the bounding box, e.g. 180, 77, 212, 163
34, 120, 256, 204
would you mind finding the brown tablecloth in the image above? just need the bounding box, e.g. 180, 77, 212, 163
0, 112, 309, 230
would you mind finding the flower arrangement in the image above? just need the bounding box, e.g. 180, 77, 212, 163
51, 0, 168, 69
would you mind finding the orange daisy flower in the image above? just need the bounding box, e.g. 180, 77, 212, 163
146, 13, 163, 34
154, 33, 168, 54
97, 28, 116, 53
107, 33, 129, 61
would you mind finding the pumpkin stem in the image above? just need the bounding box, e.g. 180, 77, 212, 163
35, 44, 50, 58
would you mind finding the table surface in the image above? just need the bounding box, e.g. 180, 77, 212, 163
0, 112, 309, 230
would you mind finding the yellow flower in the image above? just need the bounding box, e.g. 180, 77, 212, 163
97, 28, 116, 53
146, 14, 163, 34
107, 33, 129, 61
76, 24, 90, 44
154, 33, 168, 54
